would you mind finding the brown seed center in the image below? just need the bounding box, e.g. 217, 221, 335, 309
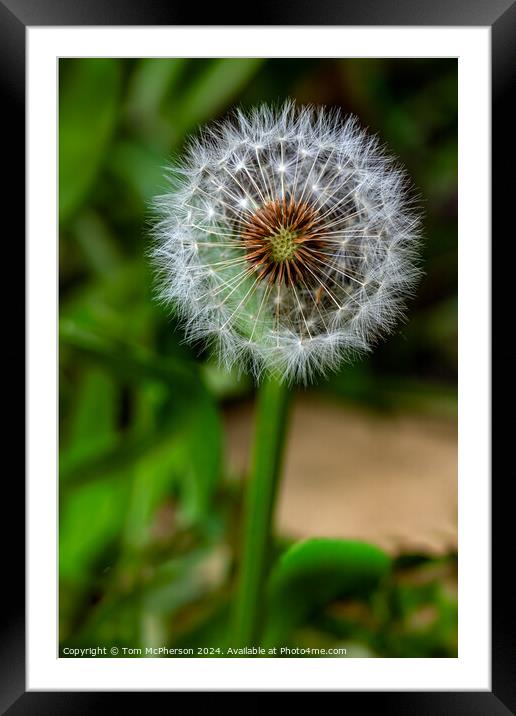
240, 197, 328, 286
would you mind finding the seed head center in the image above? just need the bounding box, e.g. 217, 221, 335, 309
268, 227, 298, 263
240, 198, 328, 286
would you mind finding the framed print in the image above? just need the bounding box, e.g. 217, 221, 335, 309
4, 0, 511, 710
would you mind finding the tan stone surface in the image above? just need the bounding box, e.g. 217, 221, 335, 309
224, 395, 457, 556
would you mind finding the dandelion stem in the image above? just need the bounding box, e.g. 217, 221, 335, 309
232, 375, 291, 647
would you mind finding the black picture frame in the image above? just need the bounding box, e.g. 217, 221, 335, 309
4, 0, 511, 711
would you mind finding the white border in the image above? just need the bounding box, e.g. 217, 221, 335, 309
27, 27, 490, 691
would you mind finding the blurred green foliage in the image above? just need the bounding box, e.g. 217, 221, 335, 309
59, 58, 457, 657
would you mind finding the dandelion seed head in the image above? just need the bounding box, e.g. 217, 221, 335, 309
151, 101, 422, 383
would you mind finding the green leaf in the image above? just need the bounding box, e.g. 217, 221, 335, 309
68, 367, 117, 443
71, 211, 124, 278
59, 260, 158, 347
60, 477, 129, 583
61, 365, 119, 461
173, 58, 264, 134
60, 319, 197, 387
125, 58, 187, 149
174, 391, 223, 523
60, 59, 121, 223
264, 538, 391, 644
126, 58, 187, 121
122, 391, 222, 548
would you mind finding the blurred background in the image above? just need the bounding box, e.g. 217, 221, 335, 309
59, 58, 457, 658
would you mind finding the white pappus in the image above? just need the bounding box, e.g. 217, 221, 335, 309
152, 101, 422, 383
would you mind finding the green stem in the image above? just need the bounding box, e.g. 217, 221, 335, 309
232, 375, 291, 648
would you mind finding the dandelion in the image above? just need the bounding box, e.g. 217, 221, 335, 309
151, 101, 423, 648
152, 101, 421, 383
